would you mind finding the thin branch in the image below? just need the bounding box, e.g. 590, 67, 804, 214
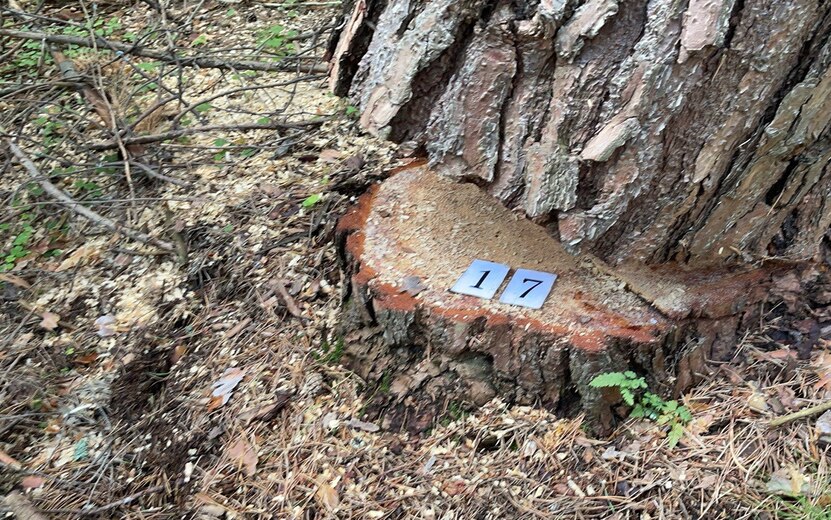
0, 28, 328, 73
768, 399, 831, 428
131, 161, 191, 187
43, 485, 166, 516
88, 119, 329, 150
6, 140, 175, 252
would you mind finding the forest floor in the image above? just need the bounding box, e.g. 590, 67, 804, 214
1, 1, 831, 519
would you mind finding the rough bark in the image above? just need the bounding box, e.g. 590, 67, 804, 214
330, 0, 831, 267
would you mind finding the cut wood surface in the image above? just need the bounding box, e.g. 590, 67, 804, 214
336, 162, 785, 431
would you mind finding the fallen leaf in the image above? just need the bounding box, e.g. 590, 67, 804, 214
0, 449, 21, 469
318, 148, 342, 163
21, 475, 45, 490
226, 437, 257, 476
0, 273, 30, 288
238, 392, 293, 423
94, 315, 116, 337
399, 275, 427, 296
346, 418, 380, 432
816, 410, 831, 444
208, 368, 245, 411
316, 482, 339, 510
39, 312, 60, 331
73, 352, 98, 365
813, 352, 831, 392
766, 467, 810, 496
170, 345, 187, 364
56, 245, 97, 272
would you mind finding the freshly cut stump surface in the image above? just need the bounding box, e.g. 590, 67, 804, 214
337, 162, 777, 432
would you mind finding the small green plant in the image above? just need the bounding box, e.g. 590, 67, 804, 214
319, 337, 344, 364
589, 371, 693, 448
344, 104, 359, 119
379, 371, 392, 394
775, 495, 831, 520
2, 224, 34, 271
256, 24, 298, 57
440, 401, 468, 426
73, 180, 102, 198
213, 138, 229, 162
302, 193, 322, 208
191, 33, 208, 47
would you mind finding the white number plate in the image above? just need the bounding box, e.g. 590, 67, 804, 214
498, 269, 557, 309
450, 259, 510, 299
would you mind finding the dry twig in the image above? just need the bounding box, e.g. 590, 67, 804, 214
769, 399, 831, 427
6, 140, 175, 252
0, 28, 328, 73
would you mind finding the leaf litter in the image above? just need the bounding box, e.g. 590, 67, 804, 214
0, 1, 830, 519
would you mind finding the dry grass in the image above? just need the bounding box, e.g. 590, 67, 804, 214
1, 2, 831, 519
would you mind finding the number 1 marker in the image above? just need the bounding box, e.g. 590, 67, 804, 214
450, 259, 510, 299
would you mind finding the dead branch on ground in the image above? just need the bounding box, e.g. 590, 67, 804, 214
6, 140, 175, 252
0, 28, 328, 73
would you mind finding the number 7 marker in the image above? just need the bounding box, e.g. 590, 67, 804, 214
499, 268, 557, 309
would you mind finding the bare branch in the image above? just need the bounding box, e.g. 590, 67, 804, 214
6, 140, 175, 252
88, 119, 329, 150
0, 28, 328, 73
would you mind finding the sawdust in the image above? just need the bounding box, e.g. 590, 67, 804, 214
361, 163, 665, 345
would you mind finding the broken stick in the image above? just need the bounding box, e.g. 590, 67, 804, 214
769, 400, 831, 428
6, 140, 175, 252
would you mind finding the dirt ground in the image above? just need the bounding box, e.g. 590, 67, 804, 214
1, 1, 831, 519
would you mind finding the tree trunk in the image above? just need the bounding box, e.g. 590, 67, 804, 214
328, 0, 831, 432
330, 0, 831, 267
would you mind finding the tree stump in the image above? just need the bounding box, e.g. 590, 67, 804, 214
336, 161, 784, 432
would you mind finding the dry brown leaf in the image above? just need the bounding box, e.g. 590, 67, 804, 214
170, 345, 187, 364
0, 273, 31, 288
748, 391, 769, 413
318, 148, 342, 163
695, 474, 718, 490
39, 312, 60, 331
813, 352, 831, 392
56, 245, 98, 272
226, 437, 257, 476
21, 475, 45, 490
316, 482, 339, 510
73, 352, 99, 365
0, 449, 21, 469
208, 367, 245, 411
